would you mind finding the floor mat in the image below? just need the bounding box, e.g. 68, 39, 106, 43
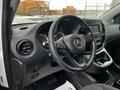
55, 81, 77, 90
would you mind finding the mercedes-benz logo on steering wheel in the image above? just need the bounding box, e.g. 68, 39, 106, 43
74, 38, 82, 48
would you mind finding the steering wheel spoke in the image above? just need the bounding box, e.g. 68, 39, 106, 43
74, 54, 89, 67
60, 49, 88, 68
64, 50, 83, 67
80, 34, 93, 43
78, 56, 89, 67
55, 37, 66, 49
87, 34, 94, 42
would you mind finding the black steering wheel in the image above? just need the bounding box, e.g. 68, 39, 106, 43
49, 15, 96, 72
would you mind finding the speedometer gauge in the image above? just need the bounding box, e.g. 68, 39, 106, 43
38, 34, 48, 48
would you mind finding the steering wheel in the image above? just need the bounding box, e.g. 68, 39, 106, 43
49, 15, 96, 72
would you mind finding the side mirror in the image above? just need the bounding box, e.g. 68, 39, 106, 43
114, 14, 120, 24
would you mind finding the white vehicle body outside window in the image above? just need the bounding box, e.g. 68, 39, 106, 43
0, 0, 9, 88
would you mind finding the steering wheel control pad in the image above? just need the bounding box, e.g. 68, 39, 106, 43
63, 34, 86, 54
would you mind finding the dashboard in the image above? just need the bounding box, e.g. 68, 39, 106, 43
11, 19, 105, 87
37, 19, 105, 51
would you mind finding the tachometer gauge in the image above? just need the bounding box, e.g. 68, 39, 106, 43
38, 34, 48, 48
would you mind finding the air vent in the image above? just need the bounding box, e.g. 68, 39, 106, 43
17, 40, 33, 55
20, 27, 28, 30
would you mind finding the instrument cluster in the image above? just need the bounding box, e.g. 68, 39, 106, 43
38, 32, 65, 48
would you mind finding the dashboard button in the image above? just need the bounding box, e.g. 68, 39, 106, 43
31, 73, 39, 79
32, 65, 40, 73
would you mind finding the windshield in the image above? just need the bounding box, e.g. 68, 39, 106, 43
13, 0, 120, 24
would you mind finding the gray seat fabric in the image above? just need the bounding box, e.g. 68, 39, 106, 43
81, 84, 119, 90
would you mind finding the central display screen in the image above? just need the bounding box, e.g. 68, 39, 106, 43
90, 24, 100, 33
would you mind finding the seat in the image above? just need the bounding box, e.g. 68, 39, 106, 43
81, 84, 119, 90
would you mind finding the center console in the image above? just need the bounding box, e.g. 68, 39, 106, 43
94, 48, 113, 68
86, 48, 113, 83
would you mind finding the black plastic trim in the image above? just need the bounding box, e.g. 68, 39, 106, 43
2, 0, 17, 90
